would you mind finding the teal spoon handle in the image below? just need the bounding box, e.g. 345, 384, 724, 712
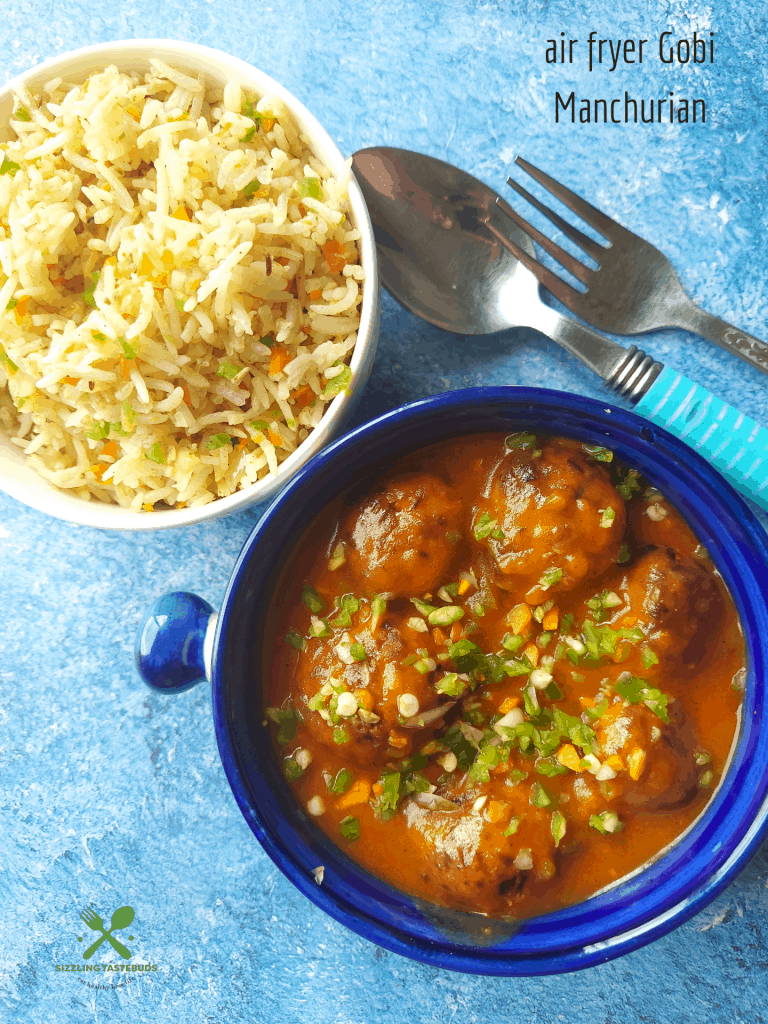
635, 366, 768, 513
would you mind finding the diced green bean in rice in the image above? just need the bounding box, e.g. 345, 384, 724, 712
0, 61, 363, 510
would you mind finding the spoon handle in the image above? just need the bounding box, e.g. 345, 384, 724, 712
634, 367, 768, 512
523, 301, 661, 401
526, 304, 768, 512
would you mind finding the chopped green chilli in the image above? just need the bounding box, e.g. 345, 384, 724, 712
538, 567, 563, 590
551, 810, 567, 848
503, 817, 521, 836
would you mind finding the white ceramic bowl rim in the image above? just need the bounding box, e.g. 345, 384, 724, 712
0, 40, 379, 530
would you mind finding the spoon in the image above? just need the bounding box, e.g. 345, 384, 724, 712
351, 146, 658, 401
351, 147, 768, 511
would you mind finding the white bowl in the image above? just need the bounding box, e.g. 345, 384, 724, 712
0, 40, 380, 530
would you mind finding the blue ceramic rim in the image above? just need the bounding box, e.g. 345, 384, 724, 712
210, 386, 768, 975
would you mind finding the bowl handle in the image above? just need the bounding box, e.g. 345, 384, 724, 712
135, 592, 217, 693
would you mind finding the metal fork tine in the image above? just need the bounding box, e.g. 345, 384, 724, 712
505, 178, 606, 264
482, 217, 581, 311
515, 156, 624, 241
494, 195, 592, 284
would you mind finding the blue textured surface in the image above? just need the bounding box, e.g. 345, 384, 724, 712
2, 1, 768, 1022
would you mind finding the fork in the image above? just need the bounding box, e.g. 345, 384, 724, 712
476, 165, 768, 512
80, 906, 131, 960
494, 156, 768, 378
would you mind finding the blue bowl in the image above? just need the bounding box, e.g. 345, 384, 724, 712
137, 387, 768, 975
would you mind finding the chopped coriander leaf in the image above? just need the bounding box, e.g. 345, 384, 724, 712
144, 442, 164, 464
617, 469, 642, 499
243, 178, 264, 196
504, 655, 534, 678
326, 768, 354, 794
284, 630, 305, 651
240, 125, 258, 143
469, 744, 502, 783
560, 612, 574, 633
530, 781, 555, 808
617, 543, 631, 564
446, 530, 461, 544
284, 756, 303, 781
537, 631, 553, 649
582, 443, 613, 463
508, 769, 528, 786
545, 680, 563, 700
301, 583, 325, 614
503, 817, 521, 836
307, 693, 326, 710
538, 567, 563, 590
216, 360, 242, 380
13, 107, 31, 121
449, 639, 485, 674
349, 643, 367, 662
206, 433, 231, 451
5, 299, 17, 310
322, 365, 352, 398
266, 705, 297, 745
505, 432, 537, 450
373, 771, 401, 820
600, 507, 616, 529
340, 815, 360, 840
615, 676, 670, 722
551, 810, 567, 848
333, 726, 350, 745
258, 333, 275, 348
435, 672, 467, 697
0, 155, 20, 175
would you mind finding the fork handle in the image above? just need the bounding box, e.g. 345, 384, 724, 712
677, 305, 768, 378
635, 366, 768, 512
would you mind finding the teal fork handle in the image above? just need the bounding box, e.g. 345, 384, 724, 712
635, 366, 768, 513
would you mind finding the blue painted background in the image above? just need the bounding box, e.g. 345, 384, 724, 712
2, 1, 768, 1021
